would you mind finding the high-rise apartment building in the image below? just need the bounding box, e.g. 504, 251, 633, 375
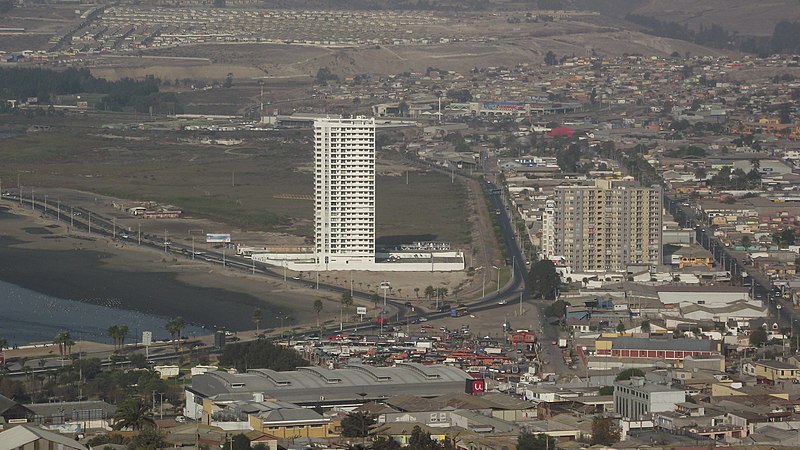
541, 179, 662, 272
314, 117, 376, 270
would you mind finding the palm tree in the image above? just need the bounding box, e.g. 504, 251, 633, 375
112, 397, 155, 431
165, 317, 186, 350
0, 337, 8, 352
53, 330, 72, 358
107, 325, 120, 349
313, 299, 323, 327
341, 292, 353, 309
640, 320, 651, 335
414, 287, 420, 298
252, 308, 263, 334
424, 286, 435, 300
118, 325, 129, 348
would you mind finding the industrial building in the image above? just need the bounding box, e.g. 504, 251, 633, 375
184, 363, 472, 419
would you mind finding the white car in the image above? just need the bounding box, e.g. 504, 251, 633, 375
498, 300, 507, 305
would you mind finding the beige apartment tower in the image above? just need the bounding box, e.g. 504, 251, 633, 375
314, 117, 376, 270
542, 179, 662, 272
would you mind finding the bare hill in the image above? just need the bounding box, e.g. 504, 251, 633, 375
574, 0, 800, 37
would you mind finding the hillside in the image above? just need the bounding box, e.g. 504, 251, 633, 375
572, 0, 800, 37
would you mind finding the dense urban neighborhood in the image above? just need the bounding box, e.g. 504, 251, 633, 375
3, 0, 800, 449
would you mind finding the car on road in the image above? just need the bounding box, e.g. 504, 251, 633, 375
404, 302, 412, 307
551, 340, 558, 345
175, 415, 187, 423
498, 300, 507, 305
418, 317, 428, 322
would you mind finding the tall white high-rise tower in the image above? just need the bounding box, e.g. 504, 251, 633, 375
314, 117, 376, 270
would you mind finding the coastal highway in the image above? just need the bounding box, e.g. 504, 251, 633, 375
3, 193, 415, 327
5, 183, 548, 332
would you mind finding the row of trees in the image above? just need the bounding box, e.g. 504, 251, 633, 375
107, 324, 129, 350
628, 14, 800, 56
0, 68, 181, 114
423, 285, 449, 300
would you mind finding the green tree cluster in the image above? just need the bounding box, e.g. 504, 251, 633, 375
0, 68, 181, 114
528, 259, 560, 300
165, 317, 186, 349
750, 328, 768, 347
315, 67, 339, 85
340, 411, 377, 437
772, 228, 797, 246
544, 51, 558, 66
445, 89, 472, 102
615, 368, 645, 381
107, 324, 129, 350
407, 425, 451, 450
556, 144, 582, 172
517, 431, 555, 450
219, 339, 309, 372
591, 416, 621, 445
543, 299, 569, 318
112, 397, 155, 431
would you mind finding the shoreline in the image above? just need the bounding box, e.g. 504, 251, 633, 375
0, 202, 333, 336
0, 189, 480, 343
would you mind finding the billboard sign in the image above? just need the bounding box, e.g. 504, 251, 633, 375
206, 233, 231, 243
142, 331, 152, 346
465, 378, 485, 394
356, 307, 367, 315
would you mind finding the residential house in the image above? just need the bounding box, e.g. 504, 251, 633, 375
748, 360, 800, 382
0, 424, 87, 450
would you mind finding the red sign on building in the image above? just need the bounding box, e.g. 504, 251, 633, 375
465, 378, 486, 394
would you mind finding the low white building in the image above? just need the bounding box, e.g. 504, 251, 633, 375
614, 377, 685, 421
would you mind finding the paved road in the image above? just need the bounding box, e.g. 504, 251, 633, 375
664, 195, 796, 332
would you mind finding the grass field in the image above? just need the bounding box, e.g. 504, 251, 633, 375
0, 121, 469, 245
